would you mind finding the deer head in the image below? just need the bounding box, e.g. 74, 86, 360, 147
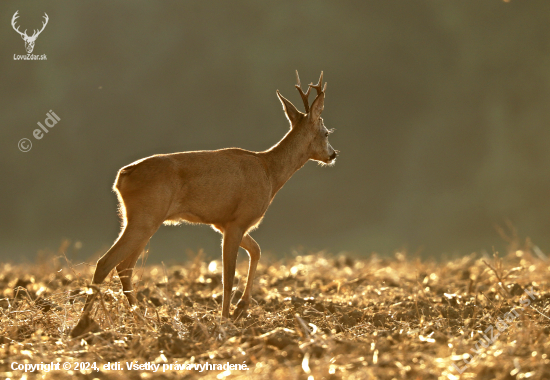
277, 71, 337, 165
12, 11, 49, 54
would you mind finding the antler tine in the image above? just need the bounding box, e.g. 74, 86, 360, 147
309, 71, 325, 96
295, 70, 311, 113
11, 11, 19, 24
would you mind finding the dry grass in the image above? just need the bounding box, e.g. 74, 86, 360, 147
0, 239, 549, 380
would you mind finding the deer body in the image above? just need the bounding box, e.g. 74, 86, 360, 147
71, 72, 336, 336
119, 150, 272, 229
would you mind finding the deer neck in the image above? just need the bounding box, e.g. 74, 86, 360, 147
261, 127, 312, 197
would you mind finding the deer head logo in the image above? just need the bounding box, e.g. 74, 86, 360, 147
11, 11, 49, 54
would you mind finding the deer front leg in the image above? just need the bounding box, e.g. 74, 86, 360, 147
221, 226, 244, 320
233, 234, 260, 320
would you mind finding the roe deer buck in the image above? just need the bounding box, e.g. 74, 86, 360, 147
71, 71, 337, 337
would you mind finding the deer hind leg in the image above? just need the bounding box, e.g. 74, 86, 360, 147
221, 226, 245, 319
92, 221, 160, 285
116, 245, 145, 307
71, 220, 160, 337
233, 234, 261, 320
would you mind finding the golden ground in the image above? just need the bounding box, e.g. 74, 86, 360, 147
0, 239, 549, 380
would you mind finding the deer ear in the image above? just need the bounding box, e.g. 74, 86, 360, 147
277, 90, 302, 126
309, 93, 325, 121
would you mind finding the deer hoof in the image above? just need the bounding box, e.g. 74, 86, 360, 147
70, 314, 100, 338
232, 300, 249, 320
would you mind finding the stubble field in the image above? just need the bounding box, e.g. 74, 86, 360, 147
0, 236, 549, 380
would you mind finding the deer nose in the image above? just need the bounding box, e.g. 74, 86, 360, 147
329, 151, 337, 160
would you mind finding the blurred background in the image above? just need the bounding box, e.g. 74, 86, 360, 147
2, 0, 550, 264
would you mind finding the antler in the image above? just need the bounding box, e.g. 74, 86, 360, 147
295, 70, 312, 113
309, 71, 327, 96
294, 71, 327, 113
11, 11, 48, 39
31, 13, 49, 38
11, 11, 26, 38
